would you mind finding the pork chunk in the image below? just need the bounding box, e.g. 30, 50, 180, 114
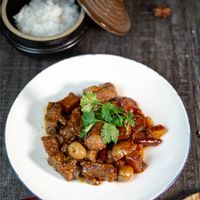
85, 150, 98, 162
45, 102, 66, 135
41, 135, 59, 156
112, 140, 137, 161
59, 92, 80, 113
119, 97, 142, 115
84, 122, 106, 151
84, 83, 117, 103
60, 107, 82, 142
83, 176, 101, 185
80, 161, 117, 182
126, 145, 146, 173
48, 153, 80, 181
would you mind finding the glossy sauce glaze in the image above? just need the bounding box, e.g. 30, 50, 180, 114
41, 83, 167, 185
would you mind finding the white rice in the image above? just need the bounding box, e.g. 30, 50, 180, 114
14, 0, 80, 37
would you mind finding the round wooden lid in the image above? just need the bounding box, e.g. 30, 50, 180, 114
78, 0, 131, 35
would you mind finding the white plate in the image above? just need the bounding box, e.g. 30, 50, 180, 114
5, 54, 190, 200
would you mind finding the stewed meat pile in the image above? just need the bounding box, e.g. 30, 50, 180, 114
41, 83, 167, 185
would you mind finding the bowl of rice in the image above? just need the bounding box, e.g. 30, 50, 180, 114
1, 0, 87, 54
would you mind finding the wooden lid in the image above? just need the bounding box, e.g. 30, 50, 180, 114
184, 192, 200, 200
78, 0, 131, 35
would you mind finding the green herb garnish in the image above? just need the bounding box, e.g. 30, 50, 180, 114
80, 110, 97, 138
82, 110, 97, 125
101, 102, 123, 122
80, 92, 136, 143
125, 112, 135, 126
80, 92, 100, 112
80, 124, 95, 138
101, 123, 119, 144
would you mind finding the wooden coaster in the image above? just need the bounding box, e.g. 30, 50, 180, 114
184, 193, 200, 200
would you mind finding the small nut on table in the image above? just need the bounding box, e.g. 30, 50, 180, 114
196, 130, 200, 138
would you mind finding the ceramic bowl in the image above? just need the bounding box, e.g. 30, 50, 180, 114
1, 0, 87, 54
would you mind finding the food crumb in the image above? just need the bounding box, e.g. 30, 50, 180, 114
191, 30, 196, 34
185, 54, 189, 58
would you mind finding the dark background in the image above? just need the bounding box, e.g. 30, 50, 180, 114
1, 0, 199, 199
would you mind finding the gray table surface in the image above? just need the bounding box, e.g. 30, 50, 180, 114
1, 0, 200, 199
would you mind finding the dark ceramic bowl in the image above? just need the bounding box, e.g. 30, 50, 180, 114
1, 0, 87, 54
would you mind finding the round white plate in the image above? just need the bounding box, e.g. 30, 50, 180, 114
5, 54, 190, 200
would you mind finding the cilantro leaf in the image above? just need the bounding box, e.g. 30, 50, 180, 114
113, 117, 124, 126
82, 110, 97, 126
101, 103, 114, 122
80, 110, 97, 138
101, 123, 119, 144
101, 102, 124, 122
80, 92, 135, 143
80, 124, 94, 138
125, 112, 135, 126
80, 92, 100, 112
94, 107, 102, 120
